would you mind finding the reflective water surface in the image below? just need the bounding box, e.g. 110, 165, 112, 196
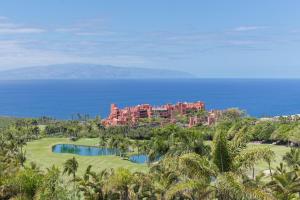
129, 154, 149, 164
52, 144, 120, 156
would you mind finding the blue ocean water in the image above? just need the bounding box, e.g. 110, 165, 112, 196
0, 79, 299, 119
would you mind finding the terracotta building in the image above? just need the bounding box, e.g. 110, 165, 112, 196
188, 110, 222, 127
102, 101, 219, 127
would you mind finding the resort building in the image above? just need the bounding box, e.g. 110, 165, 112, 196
102, 101, 220, 127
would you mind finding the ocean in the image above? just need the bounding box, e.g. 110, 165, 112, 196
0, 79, 299, 119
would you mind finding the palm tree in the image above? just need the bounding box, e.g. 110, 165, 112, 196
63, 157, 78, 198
16, 134, 27, 153
106, 168, 134, 200
173, 152, 275, 200
11, 168, 43, 199
139, 141, 148, 155
119, 142, 129, 158
213, 131, 231, 172
129, 171, 156, 200
108, 136, 123, 156
164, 153, 216, 200
283, 148, 300, 169
77, 165, 106, 200
158, 126, 275, 200
267, 170, 300, 199
212, 129, 275, 199
16, 150, 26, 167
134, 140, 142, 155
99, 134, 108, 147
35, 165, 70, 200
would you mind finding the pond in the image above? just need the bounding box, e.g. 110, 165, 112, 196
52, 144, 120, 156
129, 154, 149, 164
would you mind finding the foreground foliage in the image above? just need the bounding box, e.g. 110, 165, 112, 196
1, 112, 300, 199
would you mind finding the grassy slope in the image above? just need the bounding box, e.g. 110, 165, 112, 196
25, 138, 148, 175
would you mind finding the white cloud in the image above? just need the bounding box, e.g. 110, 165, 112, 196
0, 17, 45, 34
0, 28, 45, 34
75, 31, 115, 36
0, 22, 16, 28
55, 18, 110, 36
233, 26, 268, 32
0, 39, 146, 71
55, 28, 80, 33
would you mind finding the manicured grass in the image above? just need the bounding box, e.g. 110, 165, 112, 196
248, 143, 290, 174
26, 138, 291, 177
25, 137, 148, 176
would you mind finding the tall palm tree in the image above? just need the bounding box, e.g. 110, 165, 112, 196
35, 165, 70, 200
172, 152, 275, 200
164, 153, 215, 200
213, 131, 231, 172
77, 165, 106, 200
119, 142, 129, 158
106, 168, 134, 200
158, 127, 276, 200
134, 140, 142, 155
16, 150, 26, 167
99, 134, 108, 147
283, 148, 300, 169
212, 129, 275, 199
108, 136, 123, 156
63, 157, 78, 198
129, 171, 156, 200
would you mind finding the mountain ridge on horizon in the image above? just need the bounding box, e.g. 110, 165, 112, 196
0, 64, 195, 80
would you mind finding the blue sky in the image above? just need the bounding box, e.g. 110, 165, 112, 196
0, 0, 300, 78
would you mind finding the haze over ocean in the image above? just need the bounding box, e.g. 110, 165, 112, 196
0, 79, 299, 119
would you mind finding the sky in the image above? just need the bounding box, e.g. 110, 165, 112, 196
0, 0, 300, 78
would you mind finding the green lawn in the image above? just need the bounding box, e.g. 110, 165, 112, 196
25, 137, 148, 176
25, 138, 291, 177
248, 143, 290, 174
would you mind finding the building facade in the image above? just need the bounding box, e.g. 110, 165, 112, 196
102, 101, 221, 127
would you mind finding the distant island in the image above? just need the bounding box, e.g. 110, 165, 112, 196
0, 64, 194, 80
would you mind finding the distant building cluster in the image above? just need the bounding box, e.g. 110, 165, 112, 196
102, 101, 221, 127
260, 114, 300, 122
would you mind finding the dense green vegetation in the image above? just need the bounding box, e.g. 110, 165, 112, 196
0, 116, 17, 129
1, 109, 300, 199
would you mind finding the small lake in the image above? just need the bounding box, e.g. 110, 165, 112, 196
129, 154, 149, 164
52, 144, 150, 164
52, 144, 120, 156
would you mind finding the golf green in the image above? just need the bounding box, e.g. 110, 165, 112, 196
25, 137, 148, 175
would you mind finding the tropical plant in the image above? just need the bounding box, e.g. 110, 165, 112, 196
283, 148, 300, 169
8, 167, 43, 200
267, 169, 300, 199
35, 165, 71, 200
106, 168, 134, 200
77, 165, 103, 200
63, 157, 78, 199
